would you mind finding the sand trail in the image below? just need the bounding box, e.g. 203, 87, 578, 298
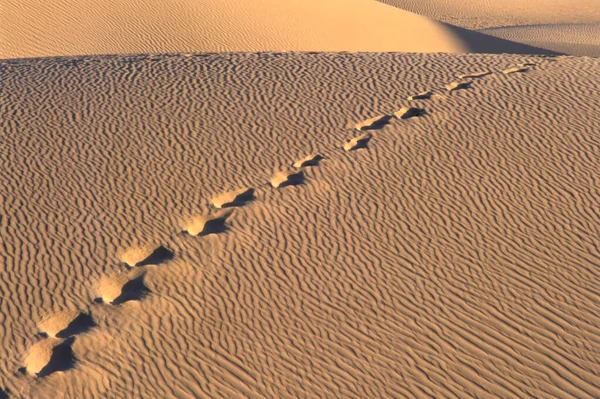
1, 53, 599, 398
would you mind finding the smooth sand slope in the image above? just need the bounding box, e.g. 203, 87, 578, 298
381, 0, 600, 56
0, 0, 552, 59
1, 52, 600, 398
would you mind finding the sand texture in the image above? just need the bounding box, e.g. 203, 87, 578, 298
0, 0, 556, 59
381, 0, 600, 56
1, 52, 600, 398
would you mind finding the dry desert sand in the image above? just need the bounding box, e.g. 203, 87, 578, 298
1, 1, 600, 399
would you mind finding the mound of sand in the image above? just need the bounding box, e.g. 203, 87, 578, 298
0, 0, 553, 59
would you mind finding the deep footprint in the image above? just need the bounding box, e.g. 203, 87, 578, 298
407, 91, 432, 100
503, 66, 529, 74
344, 133, 372, 152
394, 106, 425, 120
293, 154, 323, 168
22, 337, 76, 377
96, 269, 149, 305
270, 169, 304, 188
446, 80, 472, 92
211, 187, 255, 208
355, 115, 392, 131
120, 245, 174, 267
181, 210, 232, 236
38, 310, 95, 338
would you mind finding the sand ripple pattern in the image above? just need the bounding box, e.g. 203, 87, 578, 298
1, 53, 600, 398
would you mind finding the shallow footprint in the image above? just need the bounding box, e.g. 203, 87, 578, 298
22, 337, 76, 377
446, 80, 471, 92
343, 132, 372, 152
180, 210, 232, 236
270, 169, 304, 188
211, 187, 254, 209
95, 269, 149, 305
293, 154, 323, 168
38, 310, 95, 338
407, 91, 432, 100
120, 244, 173, 267
503, 66, 529, 74
458, 71, 491, 79
355, 115, 391, 131
394, 106, 425, 120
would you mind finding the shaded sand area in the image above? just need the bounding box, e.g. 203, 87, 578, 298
0, 0, 552, 59
381, 0, 600, 56
1, 52, 600, 398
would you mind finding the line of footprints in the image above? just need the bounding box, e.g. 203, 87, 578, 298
9, 62, 537, 389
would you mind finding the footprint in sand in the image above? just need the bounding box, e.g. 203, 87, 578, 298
21, 336, 76, 377
458, 71, 491, 79
180, 210, 232, 236
503, 66, 529, 74
293, 154, 323, 168
446, 80, 472, 92
343, 132, 372, 152
95, 269, 149, 305
37, 310, 95, 339
270, 168, 304, 188
120, 244, 174, 267
394, 106, 425, 120
407, 91, 432, 100
355, 114, 392, 131
211, 187, 254, 209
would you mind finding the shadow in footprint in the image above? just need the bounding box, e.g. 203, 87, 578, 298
198, 214, 231, 236
135, 246, 173, 267
55, 313, 96, 339
111, 275, 150, 305
221, 189, 255, 208
37, 337, 76, 378
0, 388, 8, 399
344, 134, 372, 152
277, 172, 304, 189
356, 115, 392, 131
293, 154, 324, 168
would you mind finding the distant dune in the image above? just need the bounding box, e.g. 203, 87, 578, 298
381, 0, 600, 56
0, 0, 553, 59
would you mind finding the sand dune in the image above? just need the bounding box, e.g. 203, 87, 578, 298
381, 0, 600, 56
1, 52, 600, 398
0, 0, 555, 59
481, 23, 600, 57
